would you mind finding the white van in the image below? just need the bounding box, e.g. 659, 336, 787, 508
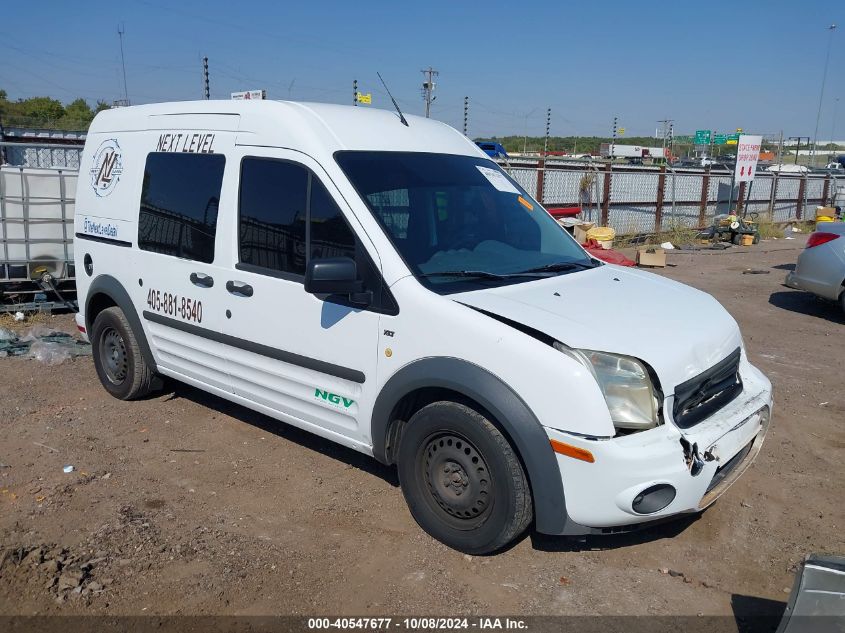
74, 101, 772, 554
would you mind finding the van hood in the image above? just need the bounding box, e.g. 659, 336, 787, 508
453, 265, 741, 391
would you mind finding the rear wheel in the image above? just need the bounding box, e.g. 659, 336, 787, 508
397, 401, 533, 554
91, 307, 156, 400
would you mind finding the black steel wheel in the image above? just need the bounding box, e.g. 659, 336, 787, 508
99, 327, 129, 385
91, 306, 156, 400
419, 432, 493, 529
397, 401, 533, 554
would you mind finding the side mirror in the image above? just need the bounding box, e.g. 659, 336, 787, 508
305, 257, 364, 296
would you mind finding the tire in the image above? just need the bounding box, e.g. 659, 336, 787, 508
397, 401, 533, 554
752, 232, 760, 244
90, 306, 156, 400
732, 233, 742, 245
840, 289, 845, 315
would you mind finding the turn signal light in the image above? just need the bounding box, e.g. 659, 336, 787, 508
550, 439, 595, 463
806, 232, 839, 248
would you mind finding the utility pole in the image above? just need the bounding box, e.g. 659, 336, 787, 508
463, 96, 469, 136
353, 79, 358, 106
668, 122, 674, 160
657, 119, 674, 154
544, 108, 551, 156
776, 130, 784, 166
421, 67, 438, 118
117, 24, 129, 105
830, 97, 840, 158
202, 57, 210, 100
611, 116, 618, 160
811, 24, 837, 167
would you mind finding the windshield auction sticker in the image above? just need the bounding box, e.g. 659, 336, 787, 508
476, 166, 520, 194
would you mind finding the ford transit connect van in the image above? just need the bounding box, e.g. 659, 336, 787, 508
74, 101, 772, 554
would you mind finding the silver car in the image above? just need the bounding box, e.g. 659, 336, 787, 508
785, 222, 845, 312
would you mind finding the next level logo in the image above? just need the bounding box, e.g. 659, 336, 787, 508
89, 139, 123, 197
314, 388, 355, 409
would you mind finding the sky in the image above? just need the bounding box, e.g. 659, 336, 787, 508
1, 0, 843, 140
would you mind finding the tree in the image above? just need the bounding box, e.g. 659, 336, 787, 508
18, 96, 65, 122
64, 98, 93, 121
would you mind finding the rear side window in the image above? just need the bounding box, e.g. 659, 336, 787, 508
138, 153, 225, 263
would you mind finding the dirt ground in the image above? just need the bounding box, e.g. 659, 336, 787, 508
1, 235, 843, 623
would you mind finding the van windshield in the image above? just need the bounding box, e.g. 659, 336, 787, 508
335, 151, 595, 293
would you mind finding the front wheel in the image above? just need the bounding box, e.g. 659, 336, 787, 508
397, 402, 533, 554
91, 306, 157, 400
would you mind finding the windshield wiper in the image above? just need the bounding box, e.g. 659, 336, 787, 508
517, 260, 598, 274
417, 270, 509, 280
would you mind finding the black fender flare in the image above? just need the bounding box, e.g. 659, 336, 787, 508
371, 357, 583, 535
85, 274, 157, 371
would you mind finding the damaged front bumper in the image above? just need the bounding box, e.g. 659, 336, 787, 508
545, 360, 772, 534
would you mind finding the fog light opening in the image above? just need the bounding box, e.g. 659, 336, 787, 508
631, 483, 676, 515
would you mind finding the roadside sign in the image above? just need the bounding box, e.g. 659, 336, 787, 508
694, 130, 712, 145
713, 134, 727, 145
674, 135, 693, 144
618, 127, 625, 136
231, 90, 266, 100
356, 92, 372, 105
726, 133, 740, 145
734, 135, 762, 182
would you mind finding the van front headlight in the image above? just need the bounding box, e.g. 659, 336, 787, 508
553, 342, 659, 431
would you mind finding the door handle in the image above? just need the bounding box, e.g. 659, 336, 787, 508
226, 280, 253, 297
190, 272, 214, 288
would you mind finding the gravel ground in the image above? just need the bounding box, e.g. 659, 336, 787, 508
0, 235, 842, 623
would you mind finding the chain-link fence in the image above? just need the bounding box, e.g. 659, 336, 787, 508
500, 159, 838, 234
1, 142, 83, 169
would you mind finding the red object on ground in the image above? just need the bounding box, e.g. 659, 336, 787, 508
547, 206, 581, 219
582, 239, 636, 266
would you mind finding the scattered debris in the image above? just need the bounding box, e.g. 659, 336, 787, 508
14, 311, 25, 322
742, 269, 770, 275
0, 326, 90, 363
62, 465, 75, 474
559, 576, 571, 586
34, 442, 59, 453
668, 569, 684, 578
660, 241, 675, 250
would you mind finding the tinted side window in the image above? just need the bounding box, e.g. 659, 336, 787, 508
238, 159, 308, 276
310, 178, 355, 260
138, 153, 225, 263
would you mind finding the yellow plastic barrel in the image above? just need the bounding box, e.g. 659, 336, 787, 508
586, 226, 616, 242
816, 216, 834, 223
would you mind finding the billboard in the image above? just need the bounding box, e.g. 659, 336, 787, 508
231, 90, 267, 100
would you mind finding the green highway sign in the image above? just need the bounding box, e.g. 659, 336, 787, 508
674, 135, 693, 144
713, 134, 728, 145
694, 130, 712, 145
726, 133, 740, 145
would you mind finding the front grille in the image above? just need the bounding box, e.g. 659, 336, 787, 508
673, 347, 742, 429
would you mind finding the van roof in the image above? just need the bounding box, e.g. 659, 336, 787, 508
88, 100, 478, 157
